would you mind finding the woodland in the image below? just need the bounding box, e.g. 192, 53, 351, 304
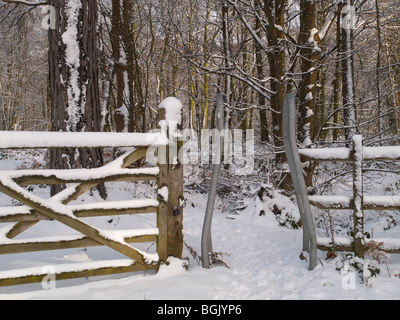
0, 1, 400, 298
0, 0, 399, 189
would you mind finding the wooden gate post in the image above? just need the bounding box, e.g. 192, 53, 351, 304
157, 98, 184, 264
352, 135, 364, 258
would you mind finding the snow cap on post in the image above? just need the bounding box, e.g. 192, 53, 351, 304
159, 97, 183, 130
158, 97, 183, 165
159, 97, 183, 152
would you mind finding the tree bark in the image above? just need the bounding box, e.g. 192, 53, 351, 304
298, 0, 318, 148
49, 0, 106, 198
255, 0, 269, 142
332, 12, 342, 141
110, 0, 137, 133
264, 0, 287, 188
341, 0, 357, 143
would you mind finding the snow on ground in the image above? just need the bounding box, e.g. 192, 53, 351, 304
0, 152, 400, 300
1, 192, 400, 300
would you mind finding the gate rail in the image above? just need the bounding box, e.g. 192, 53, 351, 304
0, 98, 184, 287
299, 138, 400, 257
283, 93, 400, 264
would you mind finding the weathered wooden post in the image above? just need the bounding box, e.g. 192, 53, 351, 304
352, 135, 364, 258
157, 98, 184, 264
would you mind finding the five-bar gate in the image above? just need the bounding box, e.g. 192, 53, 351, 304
0, 99, 184, 287
283, 93, 400, 264
300, 136, 400, 257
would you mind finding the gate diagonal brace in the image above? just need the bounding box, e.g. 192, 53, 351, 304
3, 148, 151, 240
0, 176, 157, 270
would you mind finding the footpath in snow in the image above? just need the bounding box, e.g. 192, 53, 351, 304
0, 148, 399, 300
0, 191, 399, 300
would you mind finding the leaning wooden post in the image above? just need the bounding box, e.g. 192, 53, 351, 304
352, 135, 364, 258
157, 98, 184, 265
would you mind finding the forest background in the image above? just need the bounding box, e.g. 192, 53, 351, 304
0, 0, 399, 192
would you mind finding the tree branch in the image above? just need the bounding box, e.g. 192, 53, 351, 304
1, 0, 48, 7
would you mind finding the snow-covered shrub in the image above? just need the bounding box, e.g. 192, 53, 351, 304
338, 254, 380, 287
255, 186, 301, 229
336, 240, 392, 286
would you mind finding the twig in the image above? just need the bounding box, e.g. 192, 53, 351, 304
2, 0, 48, 6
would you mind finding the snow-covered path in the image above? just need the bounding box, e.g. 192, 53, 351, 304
1, 198, 399, 300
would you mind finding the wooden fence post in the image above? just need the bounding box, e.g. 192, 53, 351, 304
352, 135, 364, 258
157, 98, 184, 264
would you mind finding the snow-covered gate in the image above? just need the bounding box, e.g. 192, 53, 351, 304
0, 98, 184, 287
283, 93, 400, 264
299, 137, 400, 258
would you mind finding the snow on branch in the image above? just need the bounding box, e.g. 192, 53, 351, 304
319, 1, 344, 40
1, 0, 48, 6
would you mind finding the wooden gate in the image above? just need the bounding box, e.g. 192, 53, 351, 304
0, 101, 184, 287
299, 135, 400, 258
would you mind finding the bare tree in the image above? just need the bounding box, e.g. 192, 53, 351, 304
341, 0, 357, 143
0, 1, 48, 131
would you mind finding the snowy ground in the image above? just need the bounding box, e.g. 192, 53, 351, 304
0, 151, 400, 300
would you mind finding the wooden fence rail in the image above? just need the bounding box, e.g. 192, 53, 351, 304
299, 135, 400, 257
0, 98, 184, 287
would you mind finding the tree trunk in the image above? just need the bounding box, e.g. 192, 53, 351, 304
298, 0, 318, 148
341, 0, 357, 143
375, 0, 384, 142
264, 0, 288, 189
221, 1, 232, 127
49, 0, 106, 198
332, 12, 342, 141
255, 0, 269, 142
110, 0, 137, 133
